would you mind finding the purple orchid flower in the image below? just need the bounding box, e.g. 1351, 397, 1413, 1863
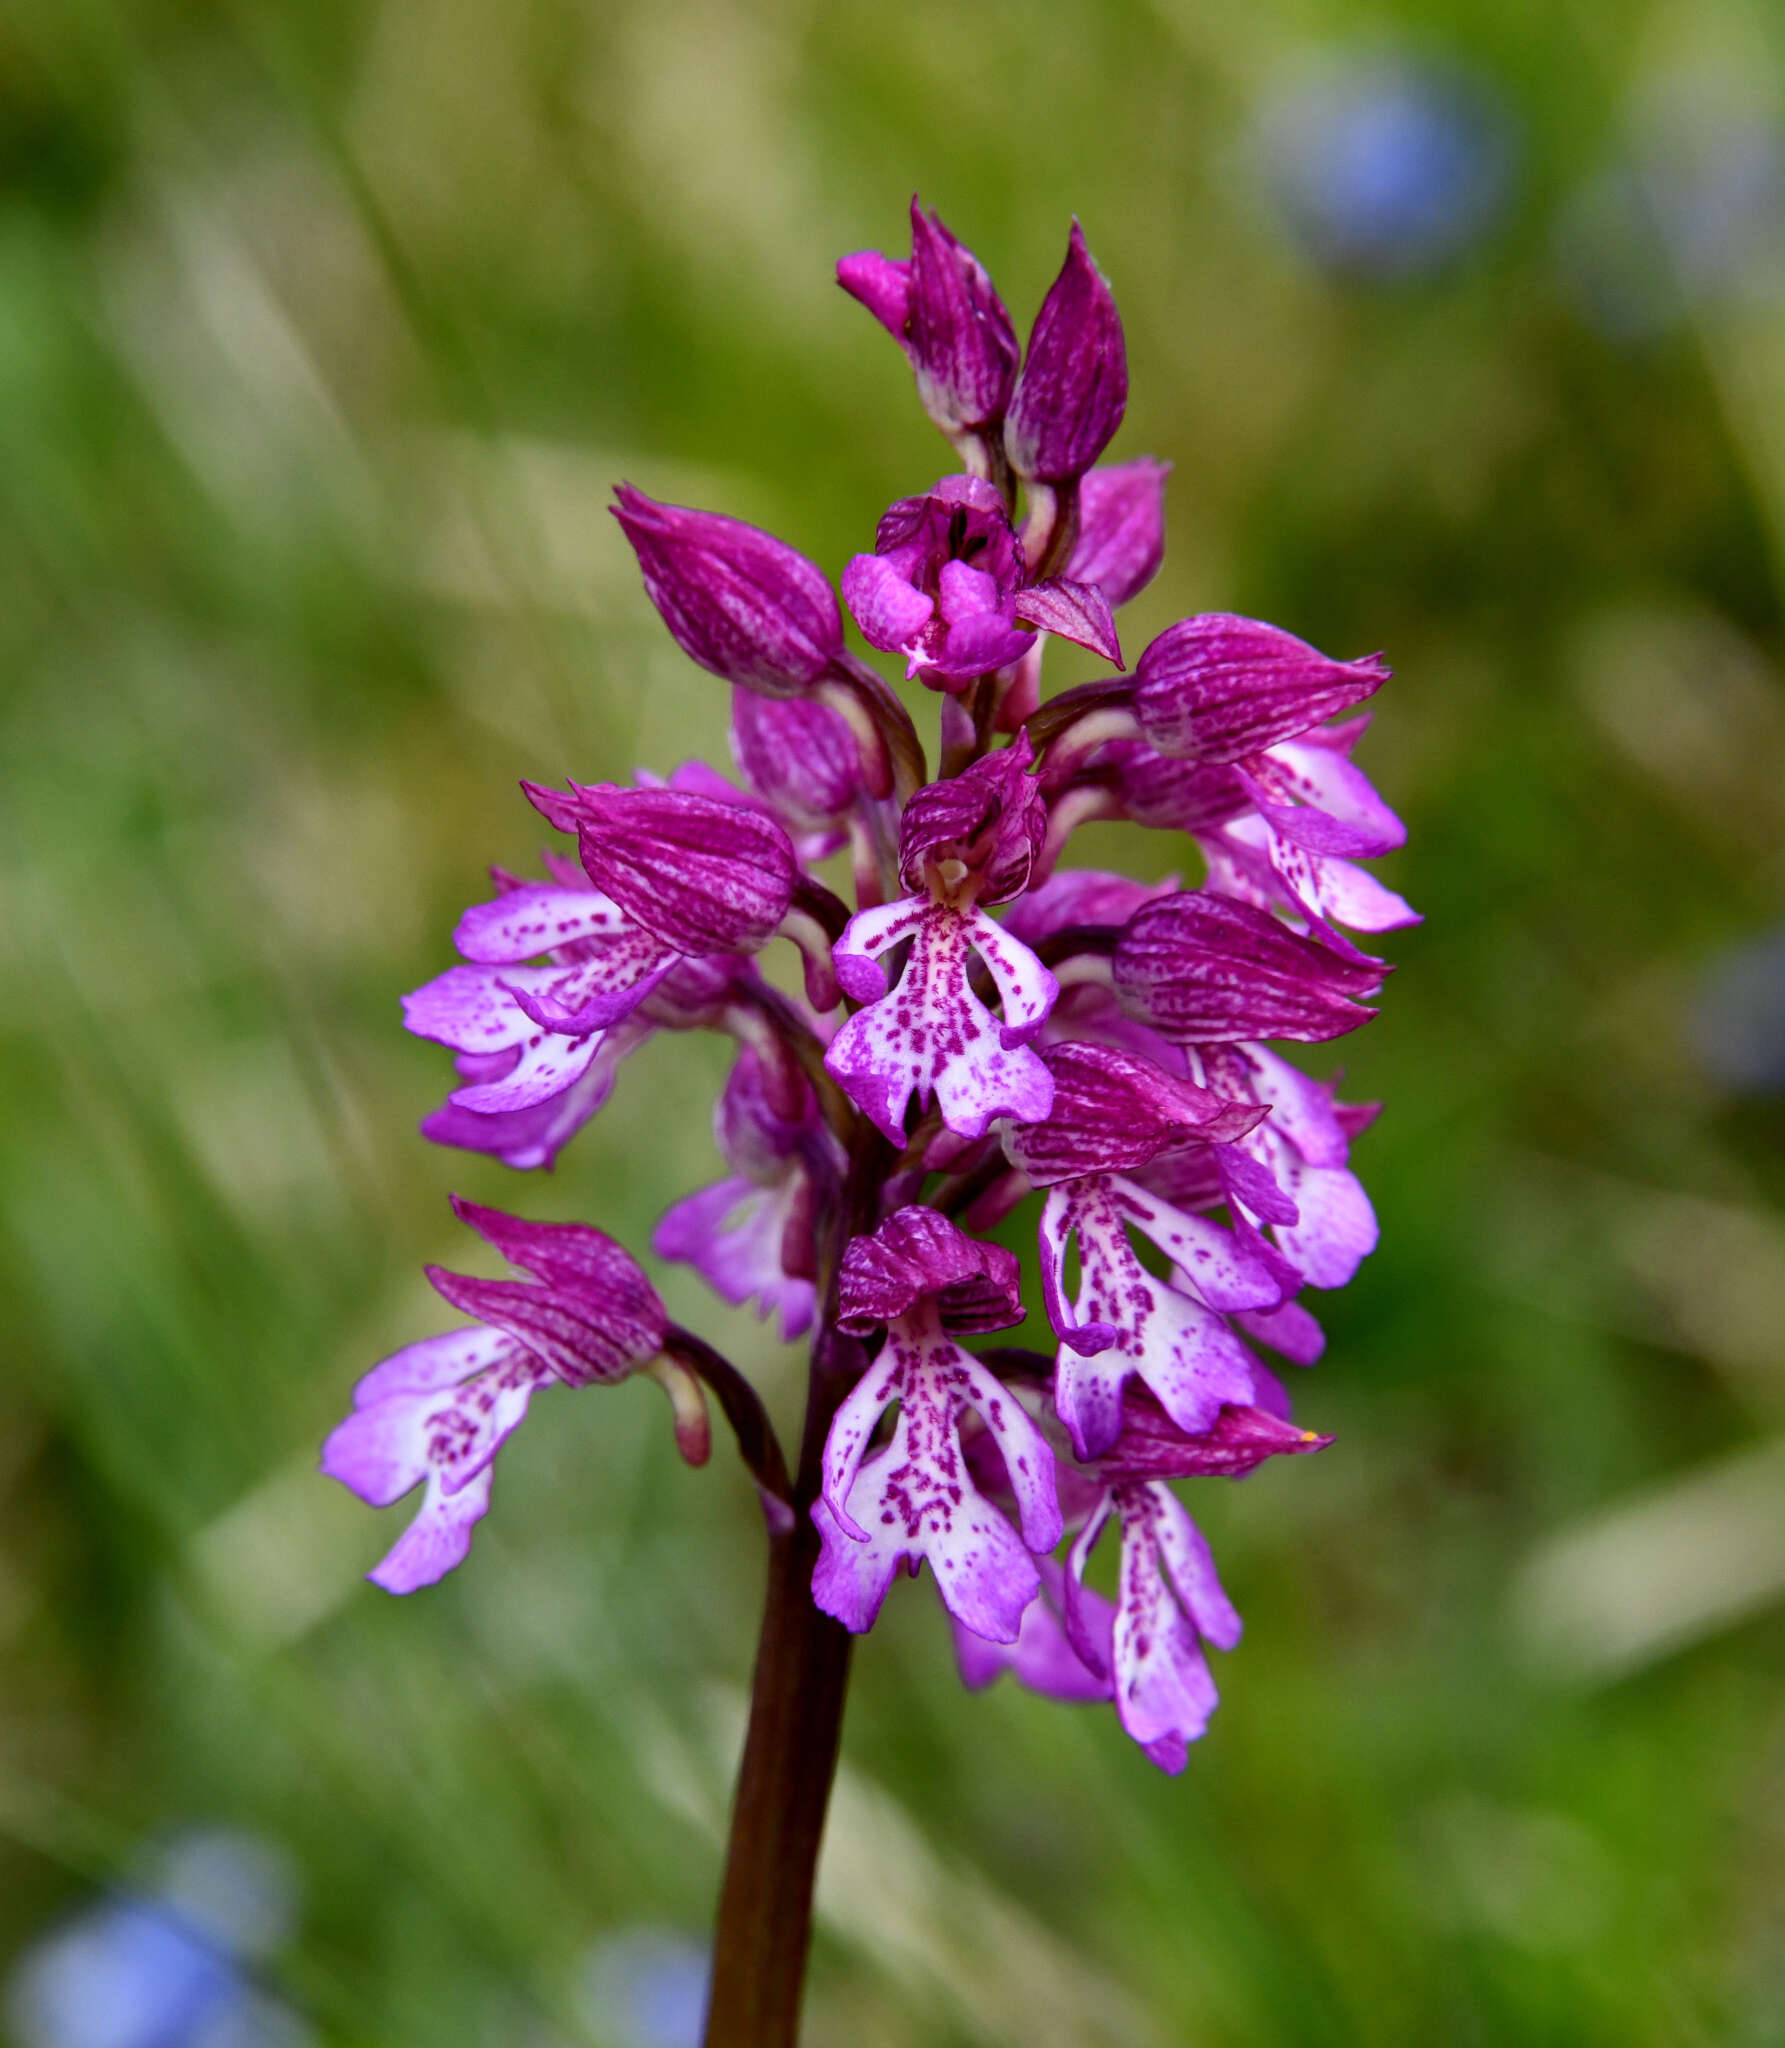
322, 1200, 694, 1591
842, 474, 1121, 693
823, 735, 1062, 1142
1061, 1399, 1328, 1772
335, 207, 1417, 2033
812, 1208, 1062, 1641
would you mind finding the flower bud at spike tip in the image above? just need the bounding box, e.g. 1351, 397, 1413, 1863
611, 486, 843, 698
839, 200, 1019, 441
1005, 222, 1128, 483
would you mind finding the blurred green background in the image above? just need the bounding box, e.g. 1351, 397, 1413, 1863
4, 0, 1785, 2041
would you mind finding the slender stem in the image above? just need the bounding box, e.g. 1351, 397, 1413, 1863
702, 1129, 891, 2046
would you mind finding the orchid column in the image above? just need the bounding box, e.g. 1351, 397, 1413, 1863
323, 197, 1416, 2048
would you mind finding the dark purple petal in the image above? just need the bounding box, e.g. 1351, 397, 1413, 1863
1132, 614, 1389, 763
449, 1198, 665, 1320
568, 785, 796, 955
1113, 892, 1382, 1043
837, 1205, 1024, 1336
611, 486, 843, 697
1005, 222, 1128, 483
1003, 1043, 1267, 1185
1014, 577, 1123, 667
1092, 1393, 1330, 1482
905, 200, 1021, 434
425, 1264, 662, 1390
1065, 459, 1170, 608
896, 731, 1046, 903
927, 613, 1036, 685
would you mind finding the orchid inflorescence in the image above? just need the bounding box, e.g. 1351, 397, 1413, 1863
324, 199, 1415, 1778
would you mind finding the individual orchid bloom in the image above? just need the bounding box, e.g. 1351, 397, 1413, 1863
824, 736, 1063, 1142
404, 772, 826, 1136
811, 1208, 1062, 1642
1057, 1398, 1328, 1772
841, 474, 1120, 692
654, 1049, 843, 1342
837, 199, 1020, 448
322, 1200, 694, 1592
1004, 221, 1128, 486
610, 486, 846, 698
996, 1041, 1286, 1458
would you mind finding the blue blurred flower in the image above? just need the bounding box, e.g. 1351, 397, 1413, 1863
1557, 81, 1785, 340
1256, 50, 1515, 280
5, 1832, 311, 2048
1691, 926, 1785, 1095
580, 1929, 709, 2048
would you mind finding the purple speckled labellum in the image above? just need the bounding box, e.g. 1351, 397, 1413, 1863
1132, 613, 1390, 762
611, 485, 844, 698
564, 784, 797, 956
1113, 890, 1384, 1042
1004, 222, 1129, 483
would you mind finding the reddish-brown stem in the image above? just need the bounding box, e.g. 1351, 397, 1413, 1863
701, 1129, 890, 2047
